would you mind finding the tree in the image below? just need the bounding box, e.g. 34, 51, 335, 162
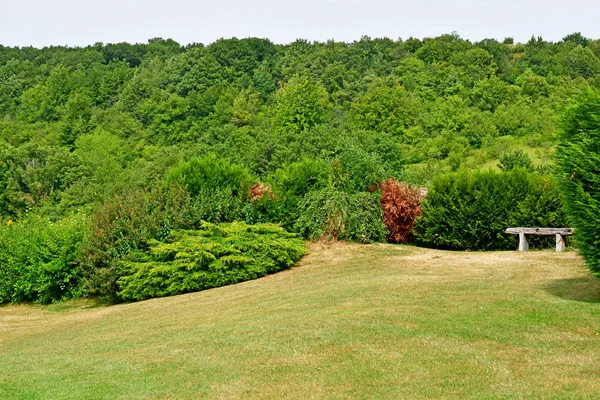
165, 48, 223, 96
562, 32, 589, 47
19, 65, 74, 122
394, 57, 438, 100
516, 69, 550, 98
349, 79, 422, 137
556, 89, 600, 275
450, 47, 497, 85
59, 92, 93, 146
274, 76, 329, 133
567, 45, 600, 78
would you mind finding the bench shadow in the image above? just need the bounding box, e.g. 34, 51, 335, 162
544, 277, 600, 303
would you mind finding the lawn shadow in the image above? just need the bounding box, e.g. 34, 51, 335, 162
544, 277, 600, 303
45, 298, 110, 312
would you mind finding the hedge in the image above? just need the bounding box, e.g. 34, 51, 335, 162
416, 169, 567, 250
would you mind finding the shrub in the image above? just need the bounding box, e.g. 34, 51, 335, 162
165, 154, 253, 198
249, 183, 272, 201
380, 179, 422, 243
189, 187, 247, 223
80, 184, 249, 298
250, 159, 328, 228
337, 143, 388, 193
498, 149, 534, 172
515, 175, 567, 230
80, 185, 193, 297
416, 169, 567, 250
269, 159, 329, 200
345, 191, 388, 243
117, 222, 306, 301
0, 216, 85, 304
556, 89, 600, 275
295, 185, 348, 241
295, 185, 386, 243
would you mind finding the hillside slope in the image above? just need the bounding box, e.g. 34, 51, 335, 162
1, 244, 599, 399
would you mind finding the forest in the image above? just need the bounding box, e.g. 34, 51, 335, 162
1, 32, 600, 304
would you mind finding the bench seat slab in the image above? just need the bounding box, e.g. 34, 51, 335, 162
505, 228, 574, 236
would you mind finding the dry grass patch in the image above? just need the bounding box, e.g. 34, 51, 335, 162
1, 244, 599, 399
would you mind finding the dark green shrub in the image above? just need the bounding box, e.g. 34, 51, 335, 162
165, 154, 253, 198
188, 187, 247, 223
337, 143, 388, 193
294, 185, 387, 243
117, 222, 306, 301
515, 175, 568, 229
498, 149, 534, 172
295, 185, 348, 241
416, 169, 567, 250
269, 159, 329, 200
345, 192, 388, 243
80, 184, 249, 298
254, 159, 329, 228
556, 90, 600, 274
80, 185, 195, 298
0, 216, 85, 304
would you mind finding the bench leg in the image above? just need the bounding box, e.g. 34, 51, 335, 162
518, 232, 529, 252
556, 234, 566, 252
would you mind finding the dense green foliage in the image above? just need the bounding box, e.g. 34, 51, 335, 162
1, 33, 596, 221
498, 149, 534, 171
0, 216, 84, 303
253, 159, 329, 228
416, 170, 568, 250
295, 185, 387, 243
165, 154, 252, 197
556, 89, 600, 274
117, 222, 306, 301
1, 32, 598, 301
79, 185, 202, 298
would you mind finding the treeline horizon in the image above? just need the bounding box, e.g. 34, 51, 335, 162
1, 31, 596, 50
2, 31, 600, 220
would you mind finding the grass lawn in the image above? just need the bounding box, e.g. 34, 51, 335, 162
1, 244, 599, 399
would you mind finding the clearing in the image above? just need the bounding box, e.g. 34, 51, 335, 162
1, 244, 599, 399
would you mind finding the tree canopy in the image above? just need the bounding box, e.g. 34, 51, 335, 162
0, 33, 599, 219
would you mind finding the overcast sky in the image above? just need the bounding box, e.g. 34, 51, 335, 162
1, 0, 598, 47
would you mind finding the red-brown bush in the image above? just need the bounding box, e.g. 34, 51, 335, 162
380, 179, 422, 243
250, 183, 272, 202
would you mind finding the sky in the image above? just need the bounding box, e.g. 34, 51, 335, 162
0, 0, 599, 48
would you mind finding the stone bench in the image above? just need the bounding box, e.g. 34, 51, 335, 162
505, 228, 574, 252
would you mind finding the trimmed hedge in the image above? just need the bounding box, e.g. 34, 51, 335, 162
556, 89, 600, 275
416, 169, 567, 250
117, 222, 306, 301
